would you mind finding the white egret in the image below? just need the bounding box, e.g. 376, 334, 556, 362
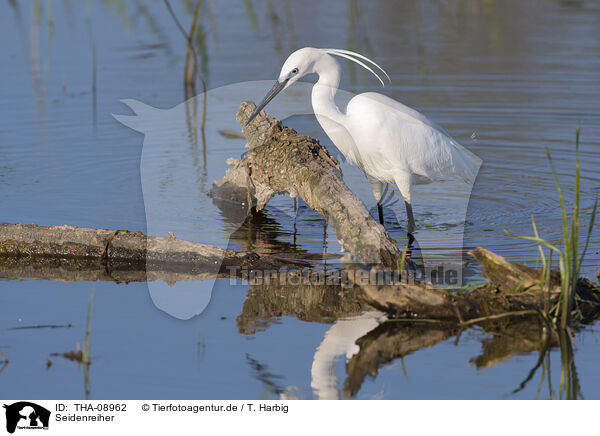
246, 47, 479, 243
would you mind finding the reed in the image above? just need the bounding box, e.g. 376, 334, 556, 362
163, 0, 208, 146
506, 126, 597, 329
82, 285, 95, 365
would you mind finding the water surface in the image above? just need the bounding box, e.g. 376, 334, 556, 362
1, 0, 599, 399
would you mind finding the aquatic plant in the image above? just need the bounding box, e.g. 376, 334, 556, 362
82, 285, 95, 365
506, 126, 598, 329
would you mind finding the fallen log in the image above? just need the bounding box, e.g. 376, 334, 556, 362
354, 274, 483, 321
468, 247, 560, 295
469, 247, 600, 323
3, 222, 598, 326
0, 222, 304, 276
353, 247, 600, 324
211, 102, 402, 267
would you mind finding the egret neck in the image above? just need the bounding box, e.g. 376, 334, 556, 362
310, 55, 355, 162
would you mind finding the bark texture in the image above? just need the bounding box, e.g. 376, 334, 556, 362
212, 102, 402, 267
0, 222, 301, 275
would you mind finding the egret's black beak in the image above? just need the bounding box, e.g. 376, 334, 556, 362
245, 79, 288, 126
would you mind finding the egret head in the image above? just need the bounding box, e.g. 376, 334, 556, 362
245, 48, 319, 126
245, 47, 390, 125
278, 47, 320, 87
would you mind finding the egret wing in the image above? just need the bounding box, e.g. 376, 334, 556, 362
345, 92, 480, 184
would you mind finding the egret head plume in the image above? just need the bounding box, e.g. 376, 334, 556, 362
245, 47, 390, 125
321, 48, 391, 87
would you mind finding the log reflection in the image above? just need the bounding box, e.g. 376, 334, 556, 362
0, 239, 589, 399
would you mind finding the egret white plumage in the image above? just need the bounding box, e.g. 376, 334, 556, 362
246, 47, 479, 244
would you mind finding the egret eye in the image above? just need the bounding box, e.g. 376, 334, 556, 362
291, 68, 299, 75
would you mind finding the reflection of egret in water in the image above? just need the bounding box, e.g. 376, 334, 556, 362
238, 269, 582, 399
311, 311, 386, 400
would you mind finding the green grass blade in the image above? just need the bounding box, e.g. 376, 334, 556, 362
507, 127, 593, 330
546, 146, 572, 328
398, 240, 410, 278
570, 125, 580, 291
531, 215, 547, 280
578, 198, 598, 277
503, 230, 563, 256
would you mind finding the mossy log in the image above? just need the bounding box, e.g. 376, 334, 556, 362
468, 247, 561, 295
352, 247, 600, 323
211, 102, 402, 267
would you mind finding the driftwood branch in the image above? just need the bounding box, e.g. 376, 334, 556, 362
353, 247, 599, 324
0, 222, 302, 277
212, 101, 402, 267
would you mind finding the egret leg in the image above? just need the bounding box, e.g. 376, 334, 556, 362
367, 175, 385, 225
323, 217, 328, 268
394, 173, 415, 247
405, 200, 415, 246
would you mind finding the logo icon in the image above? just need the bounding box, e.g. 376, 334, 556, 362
3, 402, 50, 434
